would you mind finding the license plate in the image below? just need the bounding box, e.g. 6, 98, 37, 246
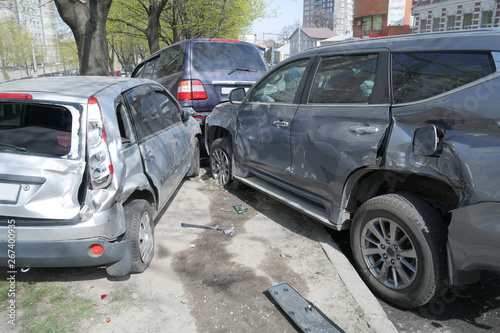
0, 183, 21, 203
221, 87, 235, 95
221, 87, 250, 95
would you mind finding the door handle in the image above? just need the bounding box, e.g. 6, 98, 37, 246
145, 147, 155, 161
349, 125, 379, 134
273, 120, 289, 128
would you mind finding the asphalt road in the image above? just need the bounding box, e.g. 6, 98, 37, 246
328, 229, 500, 333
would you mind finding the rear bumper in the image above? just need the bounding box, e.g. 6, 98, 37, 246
448, 202, 500, 285
0, 237, 130, 268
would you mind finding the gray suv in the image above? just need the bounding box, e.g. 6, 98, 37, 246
0, 76, 201, 275
205, 29, 500, 308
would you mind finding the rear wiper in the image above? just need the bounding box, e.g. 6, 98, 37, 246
228, 68, 257, 75
0, 143, 27, 152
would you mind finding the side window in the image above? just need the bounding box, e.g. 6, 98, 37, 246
157, 46, 183, 77
125, 85, 164, 139
392, 52, 496, 104
251, 59, 309, 103
135, 56, 159, 79
309, 54, 378, 104
115, 96, 135, 145
152, 89, 182, 128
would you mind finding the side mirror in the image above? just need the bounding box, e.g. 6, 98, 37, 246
182, 109, 191, 122
229, 87, 246, 105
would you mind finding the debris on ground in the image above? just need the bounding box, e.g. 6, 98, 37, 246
181, 222, 235, 236
268, 282, 344, 333
233, 204, 248, 214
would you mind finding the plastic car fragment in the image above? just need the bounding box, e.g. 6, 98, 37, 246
268, 282, 344, 333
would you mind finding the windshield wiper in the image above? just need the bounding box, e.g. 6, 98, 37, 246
228, 68, 257, 75
0, 143, 27, 152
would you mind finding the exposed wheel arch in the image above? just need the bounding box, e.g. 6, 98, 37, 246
343, 170, 459, 225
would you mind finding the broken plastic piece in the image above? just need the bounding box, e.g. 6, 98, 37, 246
268, 282, 344, 333
233, 204, 248, 214
181, 222, 235, 236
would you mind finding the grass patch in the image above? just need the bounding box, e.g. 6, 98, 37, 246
0, 280, 100, 332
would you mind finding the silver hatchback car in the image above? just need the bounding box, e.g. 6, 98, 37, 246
0, 76, 201, 275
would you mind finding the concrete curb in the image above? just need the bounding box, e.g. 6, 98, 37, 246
309, 222, 399, 333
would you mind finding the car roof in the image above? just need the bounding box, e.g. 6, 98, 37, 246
294, 29, 500, 59
0, 76, 157, 101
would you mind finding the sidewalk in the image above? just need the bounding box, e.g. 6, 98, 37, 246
23, 169, 398, 332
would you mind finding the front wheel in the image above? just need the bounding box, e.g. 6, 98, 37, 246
350, 193, 447, 308
210, 137, 242, 189
124, 200, 155, 273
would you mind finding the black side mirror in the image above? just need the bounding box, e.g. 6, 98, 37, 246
229, 87, 246, 105
182, 109, 191, 122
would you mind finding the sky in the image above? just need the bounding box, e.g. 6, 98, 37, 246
251, 0, 303, 40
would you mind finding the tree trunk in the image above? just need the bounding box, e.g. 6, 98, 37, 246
54, 0, 112, 76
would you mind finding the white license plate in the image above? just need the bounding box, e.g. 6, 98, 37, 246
221, 87, 250, 95
0, 183, 20, 203
221, 87, 235, 95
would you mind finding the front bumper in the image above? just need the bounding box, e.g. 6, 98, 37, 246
448, 202, 500, 285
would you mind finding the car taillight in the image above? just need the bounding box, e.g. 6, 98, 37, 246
177, 80, 208, 101
87, 96, 113, 189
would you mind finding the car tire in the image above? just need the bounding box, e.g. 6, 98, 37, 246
187, 137, 200, 177
350, 193, 447, 308
124, 199, 155, 273
210, 136, 242, 190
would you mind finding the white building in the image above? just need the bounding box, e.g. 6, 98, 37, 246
333, 0, 354, 35
2, 0, 61, 65
412, 0, 500, 33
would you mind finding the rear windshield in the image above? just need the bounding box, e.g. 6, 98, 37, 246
0, 103, 73, 156
192, 41, 267, 72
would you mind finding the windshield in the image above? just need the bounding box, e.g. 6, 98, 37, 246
192, 41, 267, 72
0, 103, 73, 157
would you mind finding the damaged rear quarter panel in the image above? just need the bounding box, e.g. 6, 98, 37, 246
386, 74, 500, 206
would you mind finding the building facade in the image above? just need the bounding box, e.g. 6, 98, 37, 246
412, 0, 500, 33
303, 0, 335, 27
333, 0, 355, 35
303, 0, 354, 35
289, 27, 337, 56
1, 0, 60, 66
353, 0, 414, 37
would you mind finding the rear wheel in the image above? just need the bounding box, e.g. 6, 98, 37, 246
350, 193, 447, 308
124, 200, 155, 273
210, 137, 242, 189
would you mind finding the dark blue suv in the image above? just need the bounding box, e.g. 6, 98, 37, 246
132, 39, 268, 132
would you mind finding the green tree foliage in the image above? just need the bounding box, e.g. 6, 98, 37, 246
0, 20, 39, 75
108, 0, 268, 55
161, 0, 267, 44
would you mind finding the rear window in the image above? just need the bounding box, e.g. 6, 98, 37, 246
0, 103, 72, 156
192, 41, 267, 72
392, 52, 496, 104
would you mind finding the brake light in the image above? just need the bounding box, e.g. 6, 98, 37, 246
87, 96, 113, 189
210, 38, 240, 43
177, 80, 208, 101
0, 93, 32, 100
